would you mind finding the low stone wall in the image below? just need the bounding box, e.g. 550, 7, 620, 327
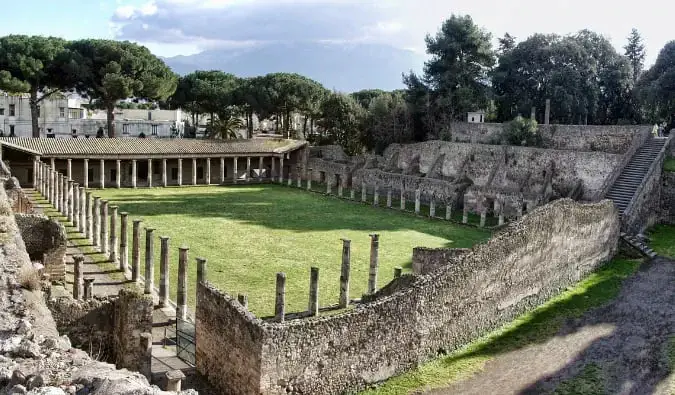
196, 198, 620, 394
412, 247, 471, 274
661, 172, 675, 224
113, 288, 154, 376
4, 177, 36, 214
14, 213, 67, 282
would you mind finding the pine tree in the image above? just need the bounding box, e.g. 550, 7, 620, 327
624, 28, 646, 83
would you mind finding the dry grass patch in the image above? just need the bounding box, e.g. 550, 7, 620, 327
18, 265, 41, 291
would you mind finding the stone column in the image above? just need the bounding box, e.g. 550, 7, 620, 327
162, 159, 167, 187
246, 157, 251, 183
462, 207, 469, 224
49, 170, 55, 205
430, 196, 436, 217
275, 272, 286, 323
132, 220, 142, 283
67, 180, 74, 222
177, 158, 183, 186
73, 255, 84, 300
197, 257, 207, 285
387, 188, 392, 208
78, 187, 85, 233
414, 189, 421, 214
361, 183, 367, 202
50, 157, 55, 169
131, 160, 137, 188
337, 181, 343, 197
83, 159, 89, 188
205, 158, 211, 185
307, 169, 312, 190
177, 246, 189, 321
498, 213, 505, 226
109, 206, 118, 264
326, 175, 332, 194
120, 212, 129, 272
545, 99, 551, 125
308, 267, 319, 316
446, 204, 452, 220
296, 167, 302, 187
258, 157, 263, 180
350, 187, 355, 200
144, 228, 154, 294
373, 185, 380, 206
72, 183, 79, 228
33, 159, 38, 191
480, 211, 487, 228
86, 192, 93, 242
67, 158, 72, 181
192, 158, 197, 185
233, 157, 238, 183
99, 159, 105, 189
220, 157, 225, 184
55, 174, 60, 212
112, 160, 119, 188
271, 157, 276, 179
368, 234, 379, 294
58, 174, 64, 213
100, 200, 109, 255
83, 278, 95, 300
165, 371, 186, 393
339, 238, 351, 308
62, 175, 68, 216
400, 189, 406, 210
237, 294, 248, 309
159, 236, 170, 308
93, 197, 101, 248
279, 157, 284, 183
147, 159, 153, 188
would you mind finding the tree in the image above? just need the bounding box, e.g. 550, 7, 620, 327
0, 35, 69, 137
66, 39, 177, 137
497, 33, 516, 54
350, 89, 388, 109
205, 116, 245, 139
317, 93, 364, 155
362, 91, 413, 153
636, 41, 675, 126
625, 28, 646, 83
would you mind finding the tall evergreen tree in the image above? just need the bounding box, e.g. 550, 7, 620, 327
624, 28, 646, 83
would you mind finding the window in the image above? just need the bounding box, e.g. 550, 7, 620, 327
148, 111, 152, 121
0, 108, 4, 115
171, 168, 178, 180
151, 124, 158, 136
72, 129, 77, 136
9, 104, 15, 116
197, 167, 204, 179
9, 125, 15, 137
46, 128, 54, 138
68, 108, 82, 119
122, 124, 130, 135
59, 107, 65, 118
471, 116, 475, 122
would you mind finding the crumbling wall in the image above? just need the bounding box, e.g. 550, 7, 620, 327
412, 247, 471, 274
3, 178, 35, 214
112, 288, 153, 376
196, 198, 619, 395
309, 145, 350, 161
14, 214, 67, 282
661, 172, 675, 224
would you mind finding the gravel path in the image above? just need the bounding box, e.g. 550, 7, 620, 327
427, 257, 675, 395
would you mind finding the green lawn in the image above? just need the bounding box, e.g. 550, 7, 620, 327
664, 156, 675, 173
648, 224, 675, 258
92, 184, 490, 316
362, 258, 641, 394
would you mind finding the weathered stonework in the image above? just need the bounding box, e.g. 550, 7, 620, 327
660, 172, 675, 224
196, 198, 620, 395
411, 247, 471, 275
14, 214, 67, 282
113, 288, 154, 375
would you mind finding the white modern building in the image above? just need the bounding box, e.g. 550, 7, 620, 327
0, 92, 184, 138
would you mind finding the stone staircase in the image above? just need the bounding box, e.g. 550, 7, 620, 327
605, 137, 668, 215
620, 232, 658, 258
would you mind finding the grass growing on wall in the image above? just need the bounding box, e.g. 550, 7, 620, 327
664, 156, 675, 173
362, 258, 641, 395
92, 184, 490, 317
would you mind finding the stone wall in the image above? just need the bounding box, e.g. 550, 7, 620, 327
4, 177, 35, 214
14, 213, 67, 282
195, 198, 620, 394
113, 288, 154, 376
660, 172, 675, 225
411, 247, 471, 275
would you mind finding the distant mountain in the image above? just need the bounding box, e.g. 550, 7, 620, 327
162, 42, 425, 93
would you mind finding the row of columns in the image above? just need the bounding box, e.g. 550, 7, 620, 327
36, 156, 292, 190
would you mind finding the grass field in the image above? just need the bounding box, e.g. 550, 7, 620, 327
664, 156, 675, 173
648, 224, 675, 258
93, 184, 490, 316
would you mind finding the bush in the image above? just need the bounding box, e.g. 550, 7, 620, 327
18, 265, 41, 291
503, 116, 541, 147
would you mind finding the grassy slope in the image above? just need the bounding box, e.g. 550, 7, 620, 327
93, 184, 490, 316
663, 156, 675, 173
648, 225, 675, 258
363, 258, 641, 395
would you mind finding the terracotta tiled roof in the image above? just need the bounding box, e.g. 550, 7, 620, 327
0, 137, 306, 159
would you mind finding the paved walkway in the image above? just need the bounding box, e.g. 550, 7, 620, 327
25, 189, 201, 390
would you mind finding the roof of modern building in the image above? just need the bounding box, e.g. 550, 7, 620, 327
0, 137, 307, 159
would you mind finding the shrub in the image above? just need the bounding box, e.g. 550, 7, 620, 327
503, 116, 541, 147
18, 265, 41, 291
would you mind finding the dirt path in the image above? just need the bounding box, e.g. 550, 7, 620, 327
427, 257, 675, 395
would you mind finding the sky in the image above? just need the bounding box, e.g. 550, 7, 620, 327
1, 0, 673, 67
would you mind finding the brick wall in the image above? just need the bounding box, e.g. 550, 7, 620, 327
14, 213, 67, 282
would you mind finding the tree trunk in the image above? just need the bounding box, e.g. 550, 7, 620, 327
29, 88, 40, 138
303, 116, 308, 138
106, 102, 115, 138
275, 115, 279, 132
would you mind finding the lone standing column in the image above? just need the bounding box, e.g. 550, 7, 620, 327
177, 159, 183, 186
131, 160, 137, 188
83, 159, 89, 189
339, 238, 351, 308
368, 234, 379, 294
85, 192, 93, 242
144, 228, 155, 295
192, 158, 197, 185
120, 212, 129, 272
159, 236, 170, 308
116, 160, 121, 188
233, 157, 238, 183
177, 246, 189, 321
67, 180, 74, 222
246, 157, 251, 182
93, 197, 101, 248
132, 220, 142, 282
308, 267, 319, 316
109, 206, 118, 264
279, 157, 284, 183
162, 159, 167, 187
196, 257, 207, 285
99, 159, 105, 189
205, 158, 211, 185
73, 255, 84, 300
147, 159, 153, 187
414, 189, 421, 214
275, 272, 286, 323
220, 158, 225, 184
100, 200, 109, 255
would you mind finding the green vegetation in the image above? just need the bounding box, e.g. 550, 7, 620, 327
647, 224, 675, 258
363, 258, 641, 395
92, 184, 490, 316
664, 156, 675, 173
553, 363, 606, 395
